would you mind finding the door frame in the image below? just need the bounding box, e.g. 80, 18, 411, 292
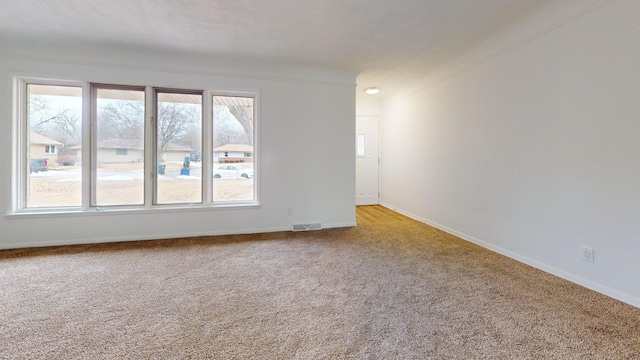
355, 114, 381, 206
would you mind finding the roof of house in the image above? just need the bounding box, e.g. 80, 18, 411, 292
214, 144, 253, 153
98, 139, 143, 150
30, 132, 63, 146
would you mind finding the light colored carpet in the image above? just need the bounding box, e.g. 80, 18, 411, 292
1, 208, 639, 359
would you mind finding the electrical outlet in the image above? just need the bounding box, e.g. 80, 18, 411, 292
287, 208, 293, 216
581, 246, 594, 263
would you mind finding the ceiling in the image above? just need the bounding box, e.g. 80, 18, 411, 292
0, 0, 609, 102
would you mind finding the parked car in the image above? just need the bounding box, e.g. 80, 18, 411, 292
30, 158, 49, 173
190, 151, 201, 162
214, 164, 253, 179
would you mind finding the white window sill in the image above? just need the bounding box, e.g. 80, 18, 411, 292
5, 202, 261, 219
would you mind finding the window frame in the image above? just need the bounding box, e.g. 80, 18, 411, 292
211, 91, 259, 205
90, 83, 147, 209
11, 77, 260, 215
44, 145, 57, 154
153, 88, 204, 206
13, 78, 88, 212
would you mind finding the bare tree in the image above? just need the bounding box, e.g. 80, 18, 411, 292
29, 96, 82, 161
214, 113, 248, 147
32, 108, 80, 144
179, 124, 202, 156
29, 96, 53, 121
99, 100, 144, 140
29, 95, 251, 163
98, 100, 197, 161
30, 97, 80, 139
227, 106, 253, 145
157, 102, 197, 161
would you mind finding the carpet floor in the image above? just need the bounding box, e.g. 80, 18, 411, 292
1, 207, 639, 359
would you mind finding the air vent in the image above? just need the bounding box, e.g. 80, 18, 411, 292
292, 223, 322, 232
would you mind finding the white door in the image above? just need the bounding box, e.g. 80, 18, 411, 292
356, 115, 379, 205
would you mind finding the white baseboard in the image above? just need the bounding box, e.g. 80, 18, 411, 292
323, 221, 357, 229
380, 202, 640, 309
0, 221, 359, 250
0, 226, 293, 250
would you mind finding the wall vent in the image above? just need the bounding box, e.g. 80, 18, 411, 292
293, 223, 322, 232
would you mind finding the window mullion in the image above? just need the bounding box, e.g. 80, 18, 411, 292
15, 79, 27, 211
202, 91, 213, 205
89, 84, 98, 208
253, 91, 260, 205
145, 86, 154, 208
81, 83, 91, 210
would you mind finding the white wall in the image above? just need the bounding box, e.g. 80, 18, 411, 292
381, 0, 640, 306
97, 148, 143, 164
0, 57, 356, 248
355, 93, 382, 118
163, 150, 190, 163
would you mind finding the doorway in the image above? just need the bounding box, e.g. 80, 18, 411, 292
355, 115, 379, 205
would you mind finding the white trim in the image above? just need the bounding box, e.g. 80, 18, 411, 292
253, 90, 261, 205
12, 77, 26, 212
5, 202, 262, 219
81, 83, 91, 210
89, 83, 98, 207
0, 221, 357, 250
323, 222, 357, 229
146, 85, 155, 207
355, 115, 380, 206
202, 91, 213, 206
380, 202, 640, 309
0, 225, 291, 250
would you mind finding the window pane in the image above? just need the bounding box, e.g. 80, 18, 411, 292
95, 88, 145, 206
27, 84, 82, 208
212, 96, 255, 202
357, 134, 365, 156
156, 92, 202, 204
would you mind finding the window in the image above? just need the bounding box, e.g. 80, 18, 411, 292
26, 83, 83, 208
213, 95, 255, 202
357, 134, 365, 156
14, 77, 258, 213
94, 85, 146, 206
155, 90, 202, 205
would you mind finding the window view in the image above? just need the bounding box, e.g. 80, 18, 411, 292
357, 134, 365, 156
17, 79, 258, 212
26, 84, 82, 208
95, 87, 146, 206
156, 92, 202, 204
212, 95, 255, 202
